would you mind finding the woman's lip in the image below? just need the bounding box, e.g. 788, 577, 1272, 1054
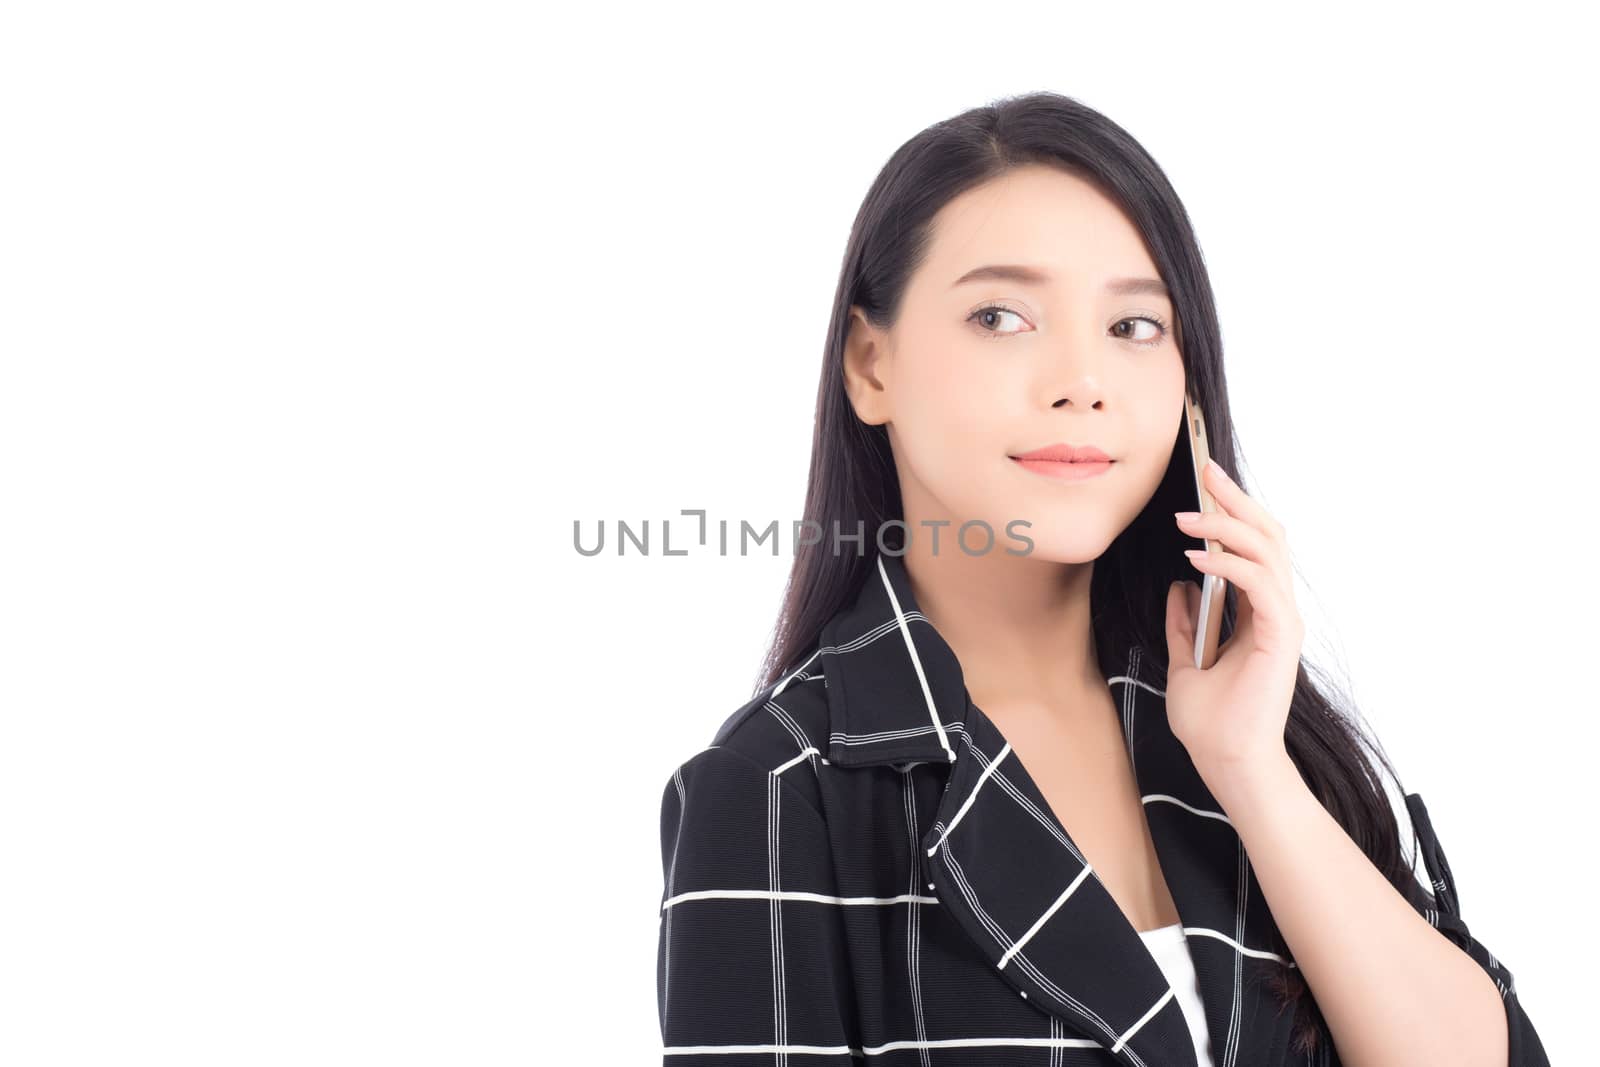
1009, 457, 1115, 481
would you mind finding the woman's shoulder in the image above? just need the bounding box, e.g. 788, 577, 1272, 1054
661, 651, 835, 817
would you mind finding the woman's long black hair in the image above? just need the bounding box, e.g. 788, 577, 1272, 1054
754, 90, 1417, 1057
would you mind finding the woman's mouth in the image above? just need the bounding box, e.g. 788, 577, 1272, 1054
1009, 456, 1115, 481
1008, 442, 1116, 481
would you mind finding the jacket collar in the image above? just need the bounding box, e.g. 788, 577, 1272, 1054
811, 551, 1298, 1067
818, 551, 967, 767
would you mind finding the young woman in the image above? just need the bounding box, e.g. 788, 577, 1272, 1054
654, 92, 1549, 1067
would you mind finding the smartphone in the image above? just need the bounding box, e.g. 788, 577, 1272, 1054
1183, 390, 1227, 669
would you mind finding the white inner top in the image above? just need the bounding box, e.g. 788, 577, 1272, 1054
1137, 922, 1216, 1067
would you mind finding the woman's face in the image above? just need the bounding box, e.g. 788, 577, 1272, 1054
844, 163, 1187, 564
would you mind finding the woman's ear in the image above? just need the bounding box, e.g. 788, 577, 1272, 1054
841, 305, 891, 426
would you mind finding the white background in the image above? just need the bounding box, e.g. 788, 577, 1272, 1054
2, 2, 1593, 1063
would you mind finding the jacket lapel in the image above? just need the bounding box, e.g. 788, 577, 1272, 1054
819, 552, 1299, 1067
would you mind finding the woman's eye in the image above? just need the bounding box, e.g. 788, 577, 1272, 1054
968, 305, 1029, 337
1112, 316, 1168, 346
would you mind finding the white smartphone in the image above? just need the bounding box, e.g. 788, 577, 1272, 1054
1183, 390, 1227, 669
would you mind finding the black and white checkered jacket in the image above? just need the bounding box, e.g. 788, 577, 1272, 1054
655, 551, 1550, 1065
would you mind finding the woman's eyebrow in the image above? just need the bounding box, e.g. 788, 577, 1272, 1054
949, 264, 1169, 299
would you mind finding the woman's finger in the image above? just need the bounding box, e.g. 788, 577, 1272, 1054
1201, 459, 1284, 545
1184, 547, 1299, 648
1175, 508, 1278, 570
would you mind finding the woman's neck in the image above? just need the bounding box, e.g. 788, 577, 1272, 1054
899, 541, 1104, 722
